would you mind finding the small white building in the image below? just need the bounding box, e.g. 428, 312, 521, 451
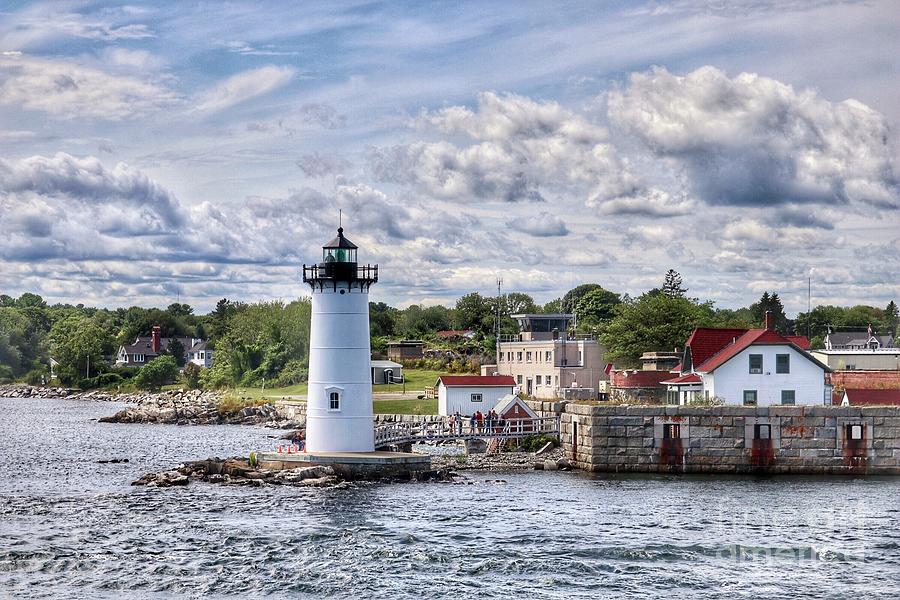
663, 315, 831, 406
371, 360, 403, 384
435, 375, 516, 416
188, 341, 214, 368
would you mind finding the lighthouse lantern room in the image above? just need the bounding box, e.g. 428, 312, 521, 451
302, 227, 378, 452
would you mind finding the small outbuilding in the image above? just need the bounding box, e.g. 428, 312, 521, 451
492, 394, 539, 420
435, 375, 516, 416
371, 360, 403, 384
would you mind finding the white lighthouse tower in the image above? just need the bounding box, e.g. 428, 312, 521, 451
302, 227, 378, 453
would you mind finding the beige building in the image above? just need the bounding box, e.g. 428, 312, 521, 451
810, 349, 900, 371
494, 314, 609, 400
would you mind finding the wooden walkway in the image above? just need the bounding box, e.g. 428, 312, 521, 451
374, 416, 559, 448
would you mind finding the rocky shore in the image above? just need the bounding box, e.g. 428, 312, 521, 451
429, 447, 571, 472
0, 384, 303, 428
0, 384, 156, 403
133, 456, 451, 489
99, 390, 304, 428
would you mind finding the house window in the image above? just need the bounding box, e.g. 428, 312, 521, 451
663, 423, 681, 439
846, 424, 863, 441
514, 405, 520, 415
781, 390, 796, 405
545, 351, 552, 362
578, 351, 583, 365
749, 354, 763, 374
754, 424, 771, 439
743, 390, 758, 406
517, 375, 523, 384
471, 393, 483, 402
536, 375, 542, 385
517, 352, 523, 362
329, 391, 341, 411
666, 390, 678, 405
526, 351, 532, 362
776, 354, 790, 374
846, 364, 856, 370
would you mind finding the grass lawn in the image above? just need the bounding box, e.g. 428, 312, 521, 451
224, 383, 308, 400
374, 398, 438, 415
372, 369, 444, 393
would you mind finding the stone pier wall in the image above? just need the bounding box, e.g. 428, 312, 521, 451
560, 404, 900, 475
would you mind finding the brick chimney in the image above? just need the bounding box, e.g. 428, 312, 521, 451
151, 326, 162, 353
764, 310, 775, 331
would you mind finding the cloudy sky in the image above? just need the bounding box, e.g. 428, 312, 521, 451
1, 1, 898, 313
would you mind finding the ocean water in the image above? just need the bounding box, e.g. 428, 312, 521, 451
1, 397, 898, 599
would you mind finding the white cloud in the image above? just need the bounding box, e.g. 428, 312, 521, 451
370, 91, 669, 211
195, 65, 296, 112
507, 212, 569, 237
0, 54, 177, 120
608, 65, 899, 210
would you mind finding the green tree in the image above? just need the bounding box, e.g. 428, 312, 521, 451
134, 355, 179, 391
166, 338, 186, 367
453, 292, 493, 334
16, 293, 47, 308
369, 301, 399, 338
562, 284, 604, 314
749, 291, 791, 333
542, 297, 563, 313
503, 292, 538, 315
662, 269, 687, 298
886, 301, 899, 335
48, 315, 113, 385
600, 293, 715, 367
574, 287, 621, 331
182, 362, 203, 390
167, 303, 194, 317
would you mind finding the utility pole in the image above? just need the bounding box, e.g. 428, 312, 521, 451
807, 274, 811, 339
495, 277, 503, 364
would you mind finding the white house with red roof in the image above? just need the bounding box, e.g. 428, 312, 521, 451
434, 375, 516, 416
663, 312, 832, 406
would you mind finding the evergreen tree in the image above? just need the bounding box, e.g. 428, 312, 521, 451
662, 269, 687, 298
886, 301, 899, 335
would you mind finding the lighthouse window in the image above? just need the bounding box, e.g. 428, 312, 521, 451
329, 391, 340, 411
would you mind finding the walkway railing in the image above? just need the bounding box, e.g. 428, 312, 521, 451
374, 416, 559, 448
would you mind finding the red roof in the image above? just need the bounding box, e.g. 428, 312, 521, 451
685, 328, 749, 367
785, 335, 811, 350
695, 329, 821, 373
610, 370, 675, 388
661, 373, 702, 385
836, 388, 900, 406
436, 329, 473, 338
436, 375, 516, 387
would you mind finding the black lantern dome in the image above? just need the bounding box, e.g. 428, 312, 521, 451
302, 227, 378, 291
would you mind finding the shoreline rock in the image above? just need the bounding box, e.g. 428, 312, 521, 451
132, 456, 452, 489
0, 385, 302, 428
98, 391, 304, 428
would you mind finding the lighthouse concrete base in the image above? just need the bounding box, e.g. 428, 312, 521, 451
257, 451, 431, 481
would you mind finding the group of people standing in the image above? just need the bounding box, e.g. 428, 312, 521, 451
448, 410, 502, 435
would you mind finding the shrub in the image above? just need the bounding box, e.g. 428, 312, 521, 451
273, 359, 307, 387
133, 355, 179, 391
96, 372, 124, 387
24, 369, 48, 386
521, 434, 557, 453
182, 362, 203, 390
